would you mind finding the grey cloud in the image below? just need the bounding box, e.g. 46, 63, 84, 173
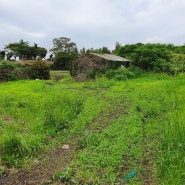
0, 0, 185, 52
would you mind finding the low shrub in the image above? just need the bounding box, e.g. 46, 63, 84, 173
30, 59, 50, 80
0, 60, 50, 82
8, 67, 31, 81
105, 68, 135, 81
2, 135, 23, 157
0, 61, 16, 81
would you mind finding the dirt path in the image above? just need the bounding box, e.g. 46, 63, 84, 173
1, 138, 77, 185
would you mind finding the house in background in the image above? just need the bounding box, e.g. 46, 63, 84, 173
71, 52, 131, 81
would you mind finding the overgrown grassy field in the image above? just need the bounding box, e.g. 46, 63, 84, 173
0, 72, 185, 184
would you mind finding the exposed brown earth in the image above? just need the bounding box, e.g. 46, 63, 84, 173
1, 139, 77, 185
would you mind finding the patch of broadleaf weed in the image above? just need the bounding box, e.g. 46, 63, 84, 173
79, 130, 100, 149
53, 166, 78, 184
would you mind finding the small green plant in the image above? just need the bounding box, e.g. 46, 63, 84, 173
3, 135, 23, 157
0, 165, 6, 178
53, 166, 78, 184
79, 130, 100, 149
84, 69, 96, 79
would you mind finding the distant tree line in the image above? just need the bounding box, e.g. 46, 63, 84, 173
1, 37, 185, 76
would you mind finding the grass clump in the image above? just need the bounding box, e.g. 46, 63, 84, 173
43, 96, 84, 135
2, 135, 27, 166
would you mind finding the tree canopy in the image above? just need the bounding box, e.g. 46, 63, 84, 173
4, 39, 47, 60
50, 37, 78, 70
114, 43, 185, 74
50, 37, 78, 55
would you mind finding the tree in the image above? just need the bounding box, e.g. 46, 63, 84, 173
4, 40, 47, 60
79, 47, 86, 55
5, 39, 29, 60
168, 53, 185, 75
50, 37, 78, 70
50, 37, 77, 55
99, 47, 111, 54
35, 47, 47, 59
115, 42, 121, 50
87, 46, 111, 54
52, 52, 70, 70
116, 43, 170, 72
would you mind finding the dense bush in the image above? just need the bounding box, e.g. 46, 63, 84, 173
8, 67, 30, 81
30, 59, 50, 80
0, 60, 50, 82
105, 68, 135, 81
0, 61, 17, 81
115, 43, 170, 72
52, 52, 71, 70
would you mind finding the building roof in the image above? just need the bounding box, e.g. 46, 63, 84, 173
91, 52, 131, 62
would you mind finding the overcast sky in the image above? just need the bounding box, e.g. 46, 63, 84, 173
0, 0, 185, 53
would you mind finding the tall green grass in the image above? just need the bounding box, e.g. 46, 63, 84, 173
0, 73, 185, 184
0, 79, 108, 167
67, 73, 185, 184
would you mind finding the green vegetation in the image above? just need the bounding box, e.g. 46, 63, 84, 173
4, 39, 47, 60
30, 59, 50, 80
50, 37, 78, 70
115, 43, 185, 75
0, 71, 184, 184
0, 61, 30, 82
105, 68, 136, 80
0, 60, 50, 82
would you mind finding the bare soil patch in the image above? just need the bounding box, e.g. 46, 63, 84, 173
1, 139, 77, 185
